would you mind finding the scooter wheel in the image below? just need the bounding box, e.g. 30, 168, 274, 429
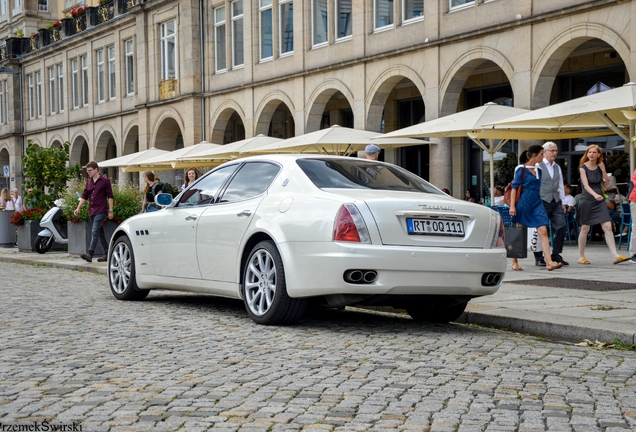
34, 235, 53, 254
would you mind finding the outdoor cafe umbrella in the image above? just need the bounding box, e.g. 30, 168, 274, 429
98, 147, 170, 169
121, 141, 223, 172
486, 82, 636, 175
247, 125, 429, 156
380, 102, 616, 204
179, 135, 283, 168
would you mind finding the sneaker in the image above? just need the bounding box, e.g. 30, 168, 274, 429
80, 253, 93, 263
97, 254, 108, 262
630, 255, 636, 264
535, 259, 546, 267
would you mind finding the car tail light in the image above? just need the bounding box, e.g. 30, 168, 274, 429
491, 214, 505, 249
333, 204, 371, 243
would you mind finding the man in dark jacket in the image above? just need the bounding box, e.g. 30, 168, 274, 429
74, 161, 114, 263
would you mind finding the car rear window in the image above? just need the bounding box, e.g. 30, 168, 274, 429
296, 158, 443, 194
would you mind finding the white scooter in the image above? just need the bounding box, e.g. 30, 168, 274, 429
35, 199, 68, 254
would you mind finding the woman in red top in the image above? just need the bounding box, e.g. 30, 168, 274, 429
628, 167, 636, 263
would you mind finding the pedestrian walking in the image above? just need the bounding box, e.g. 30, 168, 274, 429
142, 171, 165, 212
74, 161, 114, 263
509, 145, 563, 271
628, 167, 636, 263
533, 142, 568, 266
576, 145, 629, 265
363, 144, 380, 160
181, 167, 199, 191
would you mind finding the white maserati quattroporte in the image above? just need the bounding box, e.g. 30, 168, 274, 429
107, 154, 507, 325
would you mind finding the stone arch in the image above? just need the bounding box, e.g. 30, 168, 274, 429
305, 79, 355, 132
0, 147, 9, 189
532, 23, 631, 108
69, 134, 89, 167
366, 66, 427, 132
122, 121, 139, 156
48, 134, 64, 148
211, 101, 247, 144
439, 47, 515, 116
151, 108, 186, 151
95, 126, 118, 162
254, 91, 296, 137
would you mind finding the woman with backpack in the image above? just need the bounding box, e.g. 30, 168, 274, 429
141, 171, 166, 213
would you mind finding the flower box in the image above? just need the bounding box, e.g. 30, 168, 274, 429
67, 220, 118, 256
17, 220, 41, 252
0, 211, 16, 246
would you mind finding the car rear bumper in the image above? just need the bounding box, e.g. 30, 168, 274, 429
279, 241, 507, 298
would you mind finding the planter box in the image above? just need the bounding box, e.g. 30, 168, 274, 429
0, 211, 16, 247
17, 219, 67, 252
17, 220, 41, 252
67, 220, 117, 256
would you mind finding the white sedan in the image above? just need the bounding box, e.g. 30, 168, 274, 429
107, 154, 507, 325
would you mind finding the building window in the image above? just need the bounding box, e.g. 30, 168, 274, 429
160, 20, 177, 80
450, 0, 473, 9
279, 0, 293, 55
81, 55, 88, 106
375, 0, 394, 29
108, 45, 116, 100
231, 1, 244, 68
214, 6, 226, 72
125, 39, 134, 95
57, 64, 64, 112
1, 0, 7, 16
312, 0, 328, 47
403, 0, 423, 21
71, 59, 79, 109
336, 0, 352, 40
27, 74, 34, 120
259, 0, 273, 61
36, 71, 42, 118
48, 67, 55, 115
0, 81, 5, 124
12, 0, 21, 15
37, 0, 47, 11
96, 49, 105, 102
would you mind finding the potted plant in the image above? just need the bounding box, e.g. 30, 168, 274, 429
62, 180, 141, 256
20, 140, 79, 251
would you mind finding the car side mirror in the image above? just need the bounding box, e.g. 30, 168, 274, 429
155, 193, 173, 207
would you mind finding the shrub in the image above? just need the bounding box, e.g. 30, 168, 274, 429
10, 209, 44, 227
62, 179, 142, 224
22, 140, 80, 211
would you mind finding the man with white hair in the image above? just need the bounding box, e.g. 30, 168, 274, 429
364, 144, 380, 160
534, 141, 568, 266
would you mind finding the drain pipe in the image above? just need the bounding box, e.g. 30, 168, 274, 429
199, 0, 206, 142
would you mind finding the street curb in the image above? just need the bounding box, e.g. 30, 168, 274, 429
460, 309, 636, 345
0, 255, 108, 275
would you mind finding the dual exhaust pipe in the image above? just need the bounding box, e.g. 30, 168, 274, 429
481, 273, 502, 286
344, 269, 377, 284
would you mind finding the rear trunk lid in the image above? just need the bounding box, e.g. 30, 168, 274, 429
324, 189, 494, 248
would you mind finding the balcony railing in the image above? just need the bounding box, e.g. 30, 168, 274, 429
121, 0, 138, 14
43, 26, 62, 46
0, 44, 6, 62
65, 13, 87, 37
159, 78, 177, 100
90, 1, 114, 26
24, 34, 40, 53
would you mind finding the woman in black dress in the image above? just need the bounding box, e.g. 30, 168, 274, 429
577, 145, 629, 265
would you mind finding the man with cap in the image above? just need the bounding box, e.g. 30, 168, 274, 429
364, 144, 380, 160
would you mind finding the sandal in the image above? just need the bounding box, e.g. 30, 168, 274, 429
578, 258, 591, 265
613, 255, 630, 265
512, 263, 523, 271
547, 262, 563, 271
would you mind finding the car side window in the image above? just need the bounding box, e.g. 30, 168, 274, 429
178, 165, 238, 206
218, 162, 281, 203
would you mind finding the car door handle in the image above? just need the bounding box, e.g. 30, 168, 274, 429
237, 210, 252, 217
185, 214, 198, 221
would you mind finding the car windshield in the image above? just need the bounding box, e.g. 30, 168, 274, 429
296, 158, 443, 194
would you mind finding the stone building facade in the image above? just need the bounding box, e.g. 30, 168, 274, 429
0, 0, 631, 199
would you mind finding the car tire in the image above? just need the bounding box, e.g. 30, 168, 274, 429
407, 300, 468, 323
243, 240, 307, 325
34, 235, 53, 254
108, 236, 149, 301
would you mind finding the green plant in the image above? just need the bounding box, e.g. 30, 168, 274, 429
22, 140, 80, 212
604, 152, 629, 185
613, 338, 636, 351
15, 28, 24, 38
62, 179, 142, 224
495, 152, 519, 188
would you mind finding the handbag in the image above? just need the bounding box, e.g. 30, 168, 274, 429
503, 164, 526, 206
504, 223, 528, 258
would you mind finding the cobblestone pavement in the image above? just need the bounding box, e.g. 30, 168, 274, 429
1, 263, 635, 432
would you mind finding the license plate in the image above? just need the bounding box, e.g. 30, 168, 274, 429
406, 218, 465, 237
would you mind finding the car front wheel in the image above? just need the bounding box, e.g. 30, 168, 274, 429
108, 236, 149, 301
243, 240, 307, 325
